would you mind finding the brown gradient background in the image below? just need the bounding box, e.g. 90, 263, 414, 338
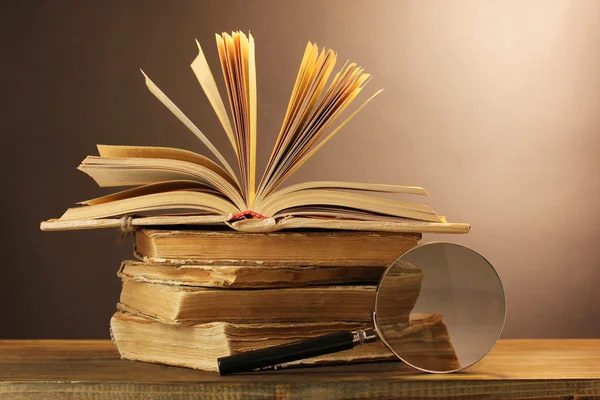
2, 0, 599, 339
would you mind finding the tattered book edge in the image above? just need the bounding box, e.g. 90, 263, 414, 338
40, 215, 470, 234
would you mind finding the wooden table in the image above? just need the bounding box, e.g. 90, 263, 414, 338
1, 339, 599, 399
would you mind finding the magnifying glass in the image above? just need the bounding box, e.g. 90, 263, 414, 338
218, 242, 506, 375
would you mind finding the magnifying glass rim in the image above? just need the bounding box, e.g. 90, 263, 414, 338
373, 241, 507, 373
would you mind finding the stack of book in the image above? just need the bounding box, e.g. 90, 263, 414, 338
110, 228, 420, 371
42, 31, 468, 371
110, 228, 459, 371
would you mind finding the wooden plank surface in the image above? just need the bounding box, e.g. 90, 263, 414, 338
1, 339, 599, 399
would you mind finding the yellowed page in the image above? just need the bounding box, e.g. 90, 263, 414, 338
264, 208, 426, 222
79, 181, 220, 205
260, 68, 369, 195
255, 189, 441, 223
213, 31, 256, 209
284, 45, 322, 134
273, 64, 359, 171
58, 191, 240, 221
234, 32, 249, 201
140, 70, 238, 181
190, 39, 237, 156
267, 50, 338, 189
223, 33, 242, 144
285, 50, 337, 143
286, 62, 351, 147
276, 89, 383, 188
266, 51, 338, 185
248, 33, 257, 207
219, 33, 247, 199
216, 34, 235, 134
78, 156, 246, 210
283, 48, 326, 127
258, 45, 327, 199
272, 43, 316, 153
97, 145, 238, 188
266, 181, 429, 201
258, 43, 318, 195
282, 74, 370, 169
253, 180, 430, 213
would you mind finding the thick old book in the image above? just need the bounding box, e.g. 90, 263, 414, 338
40, 31, 469, 234
118, 254, 422, 324
110, 311, 459, 372
134, 229, 420, 266
119, 260, 386, 288
119, 282, 378, 324
119, 247, 423, 324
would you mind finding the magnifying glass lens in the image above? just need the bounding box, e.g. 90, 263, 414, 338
375, 243, 506, 373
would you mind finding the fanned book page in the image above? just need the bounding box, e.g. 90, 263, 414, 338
40, 31, 470, 234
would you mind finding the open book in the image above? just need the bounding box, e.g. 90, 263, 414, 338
41, 31, 469, 234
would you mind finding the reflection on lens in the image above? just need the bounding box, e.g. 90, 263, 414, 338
374, 243, 505, 373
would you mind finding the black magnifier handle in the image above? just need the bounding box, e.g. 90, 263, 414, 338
218, 328, 377, 375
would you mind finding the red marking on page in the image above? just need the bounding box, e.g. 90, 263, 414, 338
231, 210, 268, 221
